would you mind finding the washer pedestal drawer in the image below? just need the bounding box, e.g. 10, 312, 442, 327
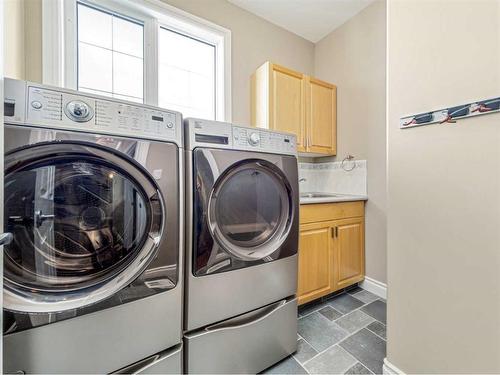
113, 344, 182, 374
184, 297, 297, 374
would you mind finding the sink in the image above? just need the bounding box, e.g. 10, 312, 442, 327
300, 192, 342, 198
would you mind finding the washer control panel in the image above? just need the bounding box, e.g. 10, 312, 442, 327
5, 79, 182, 144
232, 126, 296, 155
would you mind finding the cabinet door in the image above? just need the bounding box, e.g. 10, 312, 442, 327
297, 222, 334, 305
270, 64, 306, 152
306, 77, 337, 155
333, 218, 365, 289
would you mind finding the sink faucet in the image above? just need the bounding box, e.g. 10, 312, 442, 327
299, 178, 307, 183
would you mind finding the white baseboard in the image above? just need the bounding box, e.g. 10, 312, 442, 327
383, 358, 405, 374
360, 276, 387, 299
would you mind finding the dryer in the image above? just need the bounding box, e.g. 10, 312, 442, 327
2, 78, 183, 374
184, 118, 299, 374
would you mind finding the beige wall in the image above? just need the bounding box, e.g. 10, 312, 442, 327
3, 0, 42, 82
387, 0, 500, 372
4, 0, 314, 126
4, 0, 25, 80
159, 0, 316, 125
314, 0, 387, 283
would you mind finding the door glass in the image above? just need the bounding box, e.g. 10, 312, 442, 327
214, 166, 285, 248
4, 158, 150, 292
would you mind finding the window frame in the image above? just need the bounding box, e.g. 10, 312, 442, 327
42, 0, 232, 122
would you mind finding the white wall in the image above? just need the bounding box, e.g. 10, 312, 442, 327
387, 0, 500, 372
314, 0, 387, 283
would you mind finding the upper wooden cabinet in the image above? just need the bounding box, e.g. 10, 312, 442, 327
306, 77, 337, 155
251, 62, 337, 156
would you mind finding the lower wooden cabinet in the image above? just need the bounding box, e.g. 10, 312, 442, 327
298, 202, 365, 305
297, 223, 334, 303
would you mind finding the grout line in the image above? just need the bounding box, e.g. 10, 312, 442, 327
294, 328, 321, 364
365, 325, 387, 342
296, 289, 387, 368
301, 315, 385, 368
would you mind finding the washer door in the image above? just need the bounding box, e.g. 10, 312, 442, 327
3, 141, 164, 313
207, 160, 293, 261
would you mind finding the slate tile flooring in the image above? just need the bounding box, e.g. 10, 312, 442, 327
263, 287, 387, 374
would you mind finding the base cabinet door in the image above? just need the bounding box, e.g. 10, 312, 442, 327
298, 223, 334, 305
333, 218, 365, 289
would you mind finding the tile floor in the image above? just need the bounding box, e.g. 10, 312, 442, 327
263, 286, 387, 374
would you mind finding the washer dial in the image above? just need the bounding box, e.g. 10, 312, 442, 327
248, 132, 260, 146
64, 100, 94, 122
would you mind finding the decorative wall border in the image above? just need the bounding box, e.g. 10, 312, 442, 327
400, 96, 500, 129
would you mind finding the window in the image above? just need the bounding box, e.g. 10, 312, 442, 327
44, 0, 231, 121
159, 28, 215, 119
77, 3, 144, 103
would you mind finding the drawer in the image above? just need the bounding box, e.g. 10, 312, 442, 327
184, 298, 297, 374
113, 344, 182, 374
300, 201, 364, 224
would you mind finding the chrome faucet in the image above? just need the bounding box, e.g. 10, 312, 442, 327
299, 178, 307, 183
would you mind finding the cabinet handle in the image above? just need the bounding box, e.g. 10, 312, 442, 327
335, 227, 338, 237
331, 227, 334, 238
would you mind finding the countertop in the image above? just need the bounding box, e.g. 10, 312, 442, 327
299, 193, 368, 205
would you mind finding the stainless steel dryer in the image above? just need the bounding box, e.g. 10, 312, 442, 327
3, 78, 183, 374
184, 118, 299, 374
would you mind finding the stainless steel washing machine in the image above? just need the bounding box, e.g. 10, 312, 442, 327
3, 78, 183, 374
184, 118, 299, 374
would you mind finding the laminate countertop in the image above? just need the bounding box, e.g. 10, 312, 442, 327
299, 193, 368, 205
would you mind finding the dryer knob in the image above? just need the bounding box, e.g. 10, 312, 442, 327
248, 132, 260, 146
65, 100, 94, 122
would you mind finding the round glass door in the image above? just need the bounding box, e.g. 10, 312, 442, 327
3, 142, 163, 312
207, 160, 293, 261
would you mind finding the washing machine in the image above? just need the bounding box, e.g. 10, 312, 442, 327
2, 78, 183, 374
183, 118, 299, 374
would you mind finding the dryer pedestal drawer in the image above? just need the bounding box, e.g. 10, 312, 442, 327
184, 297, 297, 374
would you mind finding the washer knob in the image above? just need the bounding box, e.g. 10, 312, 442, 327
65, 100, 93, 122
31, 101, 42, 109
248, 132, 260, 146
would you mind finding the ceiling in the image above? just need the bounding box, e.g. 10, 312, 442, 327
228, 0, 375, 43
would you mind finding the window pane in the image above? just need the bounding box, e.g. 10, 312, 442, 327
77, 2, 144, 103
113, 16, 143, 58
190, 73, 214, 113
78, 3, 112, 49
113, 94, 143, 103
113, 52, 143, 98
159, 27, 216, 120
159, 65, 189, 107
78, 43, 112, 93
79, 87, 113, 98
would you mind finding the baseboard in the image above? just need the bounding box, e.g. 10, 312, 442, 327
383, 358, 405, 374
360, 276, 387, 299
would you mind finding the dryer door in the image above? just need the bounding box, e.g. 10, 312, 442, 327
208, 160, 291, 260
192, 148, 299, 276
3, 141, 164, 313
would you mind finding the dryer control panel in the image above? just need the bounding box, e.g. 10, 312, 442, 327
4, 78, 182, 145
185, 118, 297, 156
232, 127, 296, 154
